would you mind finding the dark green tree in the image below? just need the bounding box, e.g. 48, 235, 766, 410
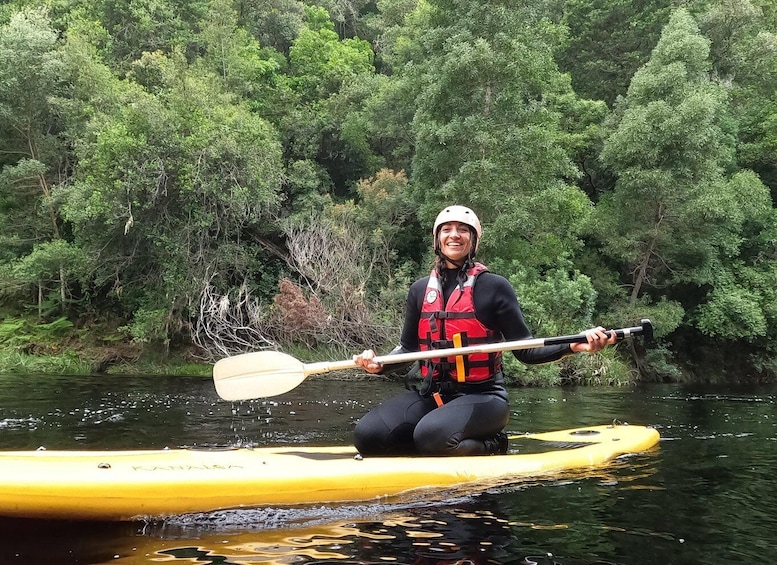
234, 0, 306, 54
590, 8, 776, 378
281, 6, 377, 200
92, 0, 208, 67
0, 8, 79, 316
559, 0, 673, 107
408, 0, 591, 271
57, 45, 284, 346
698, 0, 777, 194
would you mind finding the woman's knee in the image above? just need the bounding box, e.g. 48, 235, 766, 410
354, 399, 424, 456
413, 418, 456, 456
353, 411, 388, 454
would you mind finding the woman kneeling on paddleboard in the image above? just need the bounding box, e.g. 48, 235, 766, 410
353, 205, 616, 457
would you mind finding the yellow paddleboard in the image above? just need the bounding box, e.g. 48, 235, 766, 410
0, 423, 659, 521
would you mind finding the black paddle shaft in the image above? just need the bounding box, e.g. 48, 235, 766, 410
543, 318, 654, 347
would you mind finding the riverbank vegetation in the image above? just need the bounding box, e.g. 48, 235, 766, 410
1, 0, 776, 385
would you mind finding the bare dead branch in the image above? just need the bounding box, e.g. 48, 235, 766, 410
193, 276, 275, 360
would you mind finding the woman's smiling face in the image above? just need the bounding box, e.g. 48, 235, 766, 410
437, 221, 473, 265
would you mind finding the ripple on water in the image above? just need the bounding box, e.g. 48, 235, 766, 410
0, 416, 40, 430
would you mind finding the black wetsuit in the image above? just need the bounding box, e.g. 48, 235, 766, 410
353, 268, 572, 456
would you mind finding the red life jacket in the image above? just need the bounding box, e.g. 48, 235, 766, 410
418, 263, 502, 383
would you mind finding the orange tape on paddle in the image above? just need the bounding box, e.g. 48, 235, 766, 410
453, 333, 466, 382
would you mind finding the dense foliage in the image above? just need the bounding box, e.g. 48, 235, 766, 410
1, 0, 776, 383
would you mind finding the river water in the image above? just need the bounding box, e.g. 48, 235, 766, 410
0, 372, 775, 564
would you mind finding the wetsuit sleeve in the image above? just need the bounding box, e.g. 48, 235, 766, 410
473, 272, 572, 365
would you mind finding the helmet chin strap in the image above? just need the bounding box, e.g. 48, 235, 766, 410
438, 250, 466, 269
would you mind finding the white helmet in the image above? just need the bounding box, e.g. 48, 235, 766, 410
433, 205, 482, 252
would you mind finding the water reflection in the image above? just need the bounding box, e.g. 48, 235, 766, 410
132, 500, 535, 565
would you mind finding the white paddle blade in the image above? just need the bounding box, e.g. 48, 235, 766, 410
213, 351, 307, 400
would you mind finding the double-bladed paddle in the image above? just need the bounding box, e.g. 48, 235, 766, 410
212, 319, 653, 401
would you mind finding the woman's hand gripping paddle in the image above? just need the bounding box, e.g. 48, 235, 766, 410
213, 319, 653, 401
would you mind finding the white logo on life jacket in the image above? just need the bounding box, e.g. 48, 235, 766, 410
426, 290, 438, 304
